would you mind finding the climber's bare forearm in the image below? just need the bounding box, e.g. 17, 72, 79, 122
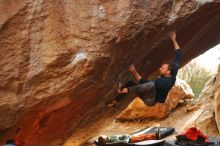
169, 31, 180, 49
172, 39, 180, 50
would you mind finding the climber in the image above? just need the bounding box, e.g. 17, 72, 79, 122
109, 31, 181, 106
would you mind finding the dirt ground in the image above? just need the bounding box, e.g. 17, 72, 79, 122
65, 102, 207, 146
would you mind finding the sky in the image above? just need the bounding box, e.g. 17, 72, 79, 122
196, 43, 220, 73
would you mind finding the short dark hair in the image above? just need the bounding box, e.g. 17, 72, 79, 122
163, 62, 174, 74
168, 63, 175, 73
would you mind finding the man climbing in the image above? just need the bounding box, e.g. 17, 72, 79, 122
109, 31, 181, 106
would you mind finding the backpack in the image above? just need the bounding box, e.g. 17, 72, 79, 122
175, 127, 214, 146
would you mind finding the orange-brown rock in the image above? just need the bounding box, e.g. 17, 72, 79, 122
1, 0, 220, 145
116, 78, 193, 120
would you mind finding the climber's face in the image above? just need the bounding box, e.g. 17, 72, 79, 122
159, 64, 171, 75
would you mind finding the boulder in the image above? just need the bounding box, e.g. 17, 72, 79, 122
116, 78, 194, 120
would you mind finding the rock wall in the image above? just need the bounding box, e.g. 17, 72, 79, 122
176, 70, 220, 138
1, 0, 220, 145
198, 65, 220, 134
213, 66, 220, 133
